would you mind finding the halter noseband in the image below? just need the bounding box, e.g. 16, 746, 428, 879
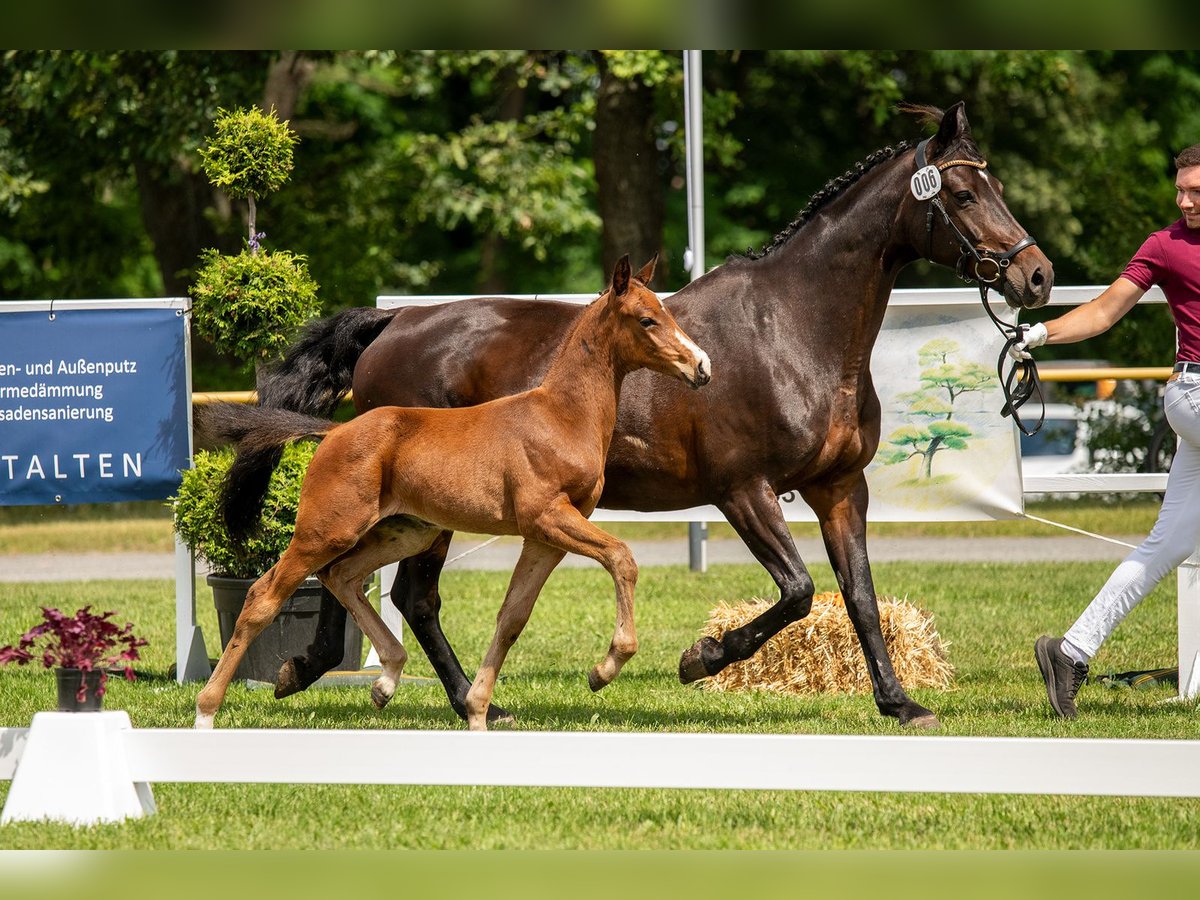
912, 138, 1044, 435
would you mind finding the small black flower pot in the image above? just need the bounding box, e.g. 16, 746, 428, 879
55, 667, 104, 712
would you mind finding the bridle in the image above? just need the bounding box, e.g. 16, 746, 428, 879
912, 137, 1045, 435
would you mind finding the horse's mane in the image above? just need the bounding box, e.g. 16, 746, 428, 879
739, 140, 913, 262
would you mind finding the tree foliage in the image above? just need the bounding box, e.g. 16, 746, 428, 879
4, 51, 1200, 387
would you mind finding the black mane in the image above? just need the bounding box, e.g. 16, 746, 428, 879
739, 140, 913, 261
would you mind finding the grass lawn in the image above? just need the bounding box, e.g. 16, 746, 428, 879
1, 556, 1198, 850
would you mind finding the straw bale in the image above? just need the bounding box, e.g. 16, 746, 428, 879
699, 591, 953, 695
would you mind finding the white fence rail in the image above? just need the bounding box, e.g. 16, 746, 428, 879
4, 712, 1200, 825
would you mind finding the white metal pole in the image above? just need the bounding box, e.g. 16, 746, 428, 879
683, 49, 708, 573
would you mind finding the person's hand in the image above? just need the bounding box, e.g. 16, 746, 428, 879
1008, 322, 1048, 362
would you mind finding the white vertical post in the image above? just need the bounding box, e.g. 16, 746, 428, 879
176, 305, 210, 683
365, 561, 403, 668
1176, 555, 1200, 699
683, 49, 707, 574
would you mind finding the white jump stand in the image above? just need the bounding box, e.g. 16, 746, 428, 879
1175, 553, 1200, 703
1, 711, 155, 825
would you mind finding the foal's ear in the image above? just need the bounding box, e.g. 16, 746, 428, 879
635, 253, 658, 286
611, 254, 631, 297
931, 100, 969, 155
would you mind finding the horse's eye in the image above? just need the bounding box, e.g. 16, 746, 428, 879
954, 191, 975, 204
639, 317, 656, 328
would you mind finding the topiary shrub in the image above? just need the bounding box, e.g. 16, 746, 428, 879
191, 247, 319, 364
171, 442, 315, 578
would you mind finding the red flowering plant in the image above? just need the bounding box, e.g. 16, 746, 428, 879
0, 606, 148, 701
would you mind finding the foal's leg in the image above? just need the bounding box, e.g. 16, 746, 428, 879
195, 546, 326, 728
464, 540, 566, 731
317, 520, 442, 710
679, 477, 817, 684
805, 475, 938, 728
532, 498, 640, 692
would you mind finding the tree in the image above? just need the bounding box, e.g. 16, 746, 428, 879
881, 338, 997, 478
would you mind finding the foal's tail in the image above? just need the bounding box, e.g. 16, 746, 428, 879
193, 402, 335, 543
257, 306, 396, 416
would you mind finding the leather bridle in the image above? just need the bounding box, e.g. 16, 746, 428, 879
913, 137, 1044, 435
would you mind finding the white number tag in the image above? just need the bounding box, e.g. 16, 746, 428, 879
910, 165, 942, 201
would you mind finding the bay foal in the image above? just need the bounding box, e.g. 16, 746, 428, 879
194, 255, 710, 730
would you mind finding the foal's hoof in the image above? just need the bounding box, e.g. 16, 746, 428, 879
678, 636, 721, 684
370, 680, 394, 710
486, 703, 515, 725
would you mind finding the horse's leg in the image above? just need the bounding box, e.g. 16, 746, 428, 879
195, 548, 322, 728
531, 498, 640, 691
390, 533, 514, 724
317, 521, 443, 710
274, 587, 349, 699
804, 475, 939, 728
679, 478, 817, 682
464, 540, 565, 731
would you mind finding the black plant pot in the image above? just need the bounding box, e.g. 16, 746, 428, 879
55, 667, 104, 712
208, 575, 364, 684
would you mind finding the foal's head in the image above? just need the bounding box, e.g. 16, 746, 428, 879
605, 254, 711, 389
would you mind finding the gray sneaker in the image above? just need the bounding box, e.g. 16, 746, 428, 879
1035, 635, 1089, 719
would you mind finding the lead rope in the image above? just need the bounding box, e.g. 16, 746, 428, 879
1023, 512, 1199, 568
443, 535, 502, 568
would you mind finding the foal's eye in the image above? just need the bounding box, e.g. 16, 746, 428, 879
954, 191, 975, 204
639, 317, 656, 328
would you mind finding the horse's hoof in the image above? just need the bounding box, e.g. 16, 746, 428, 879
902, 713, 941, 730
370, 680, 393, 710
274, 658, 306, 699
587, 668, 608, 693
678, 636, 721, 684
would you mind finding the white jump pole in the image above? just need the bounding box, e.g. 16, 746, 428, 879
683, 49, 708, 573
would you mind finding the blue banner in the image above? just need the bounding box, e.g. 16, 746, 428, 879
0, 306, 190, 506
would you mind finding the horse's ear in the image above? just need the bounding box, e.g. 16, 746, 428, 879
635, 253, 658, 286
931, 101, 969, 154
611, 254, 631, 297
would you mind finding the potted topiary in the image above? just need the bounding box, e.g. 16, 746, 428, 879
171, 443, 363, 684
0, 606, 147, 711
179, 107, 358, 684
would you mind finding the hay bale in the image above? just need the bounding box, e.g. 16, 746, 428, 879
699, 591, 953, 695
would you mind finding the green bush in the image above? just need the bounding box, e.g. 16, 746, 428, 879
198, 106, 297, 200
171, 442, 315, 578
191, 248, 319, 364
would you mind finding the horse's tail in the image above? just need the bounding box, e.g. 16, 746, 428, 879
257, 307, 396, 416
193, 402, 334, 543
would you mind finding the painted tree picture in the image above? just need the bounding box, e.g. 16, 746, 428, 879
880, 339, 998, 479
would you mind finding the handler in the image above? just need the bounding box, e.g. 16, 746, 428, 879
1013, 143, 1200, 718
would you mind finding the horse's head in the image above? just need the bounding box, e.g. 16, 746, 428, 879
606, 254, 711, 389
901, 101, 1053, 310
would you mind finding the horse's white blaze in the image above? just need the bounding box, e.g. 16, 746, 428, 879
674, 329, 711, 379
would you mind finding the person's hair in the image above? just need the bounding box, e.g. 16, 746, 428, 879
1174, 145, 1200, 170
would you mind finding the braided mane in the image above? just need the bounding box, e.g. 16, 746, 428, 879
740, 141, 912, 261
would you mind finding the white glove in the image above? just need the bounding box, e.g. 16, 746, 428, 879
1008, 321, 1048, 362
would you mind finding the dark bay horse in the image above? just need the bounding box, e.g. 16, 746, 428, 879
252, 102, 1053, 729
195, 255, 710, 729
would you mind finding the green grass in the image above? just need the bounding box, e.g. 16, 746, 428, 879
1, 558, 1198, 849
0, 497, 1162, 555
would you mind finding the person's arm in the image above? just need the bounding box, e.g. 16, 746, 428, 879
1016, 277, 1146, 354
